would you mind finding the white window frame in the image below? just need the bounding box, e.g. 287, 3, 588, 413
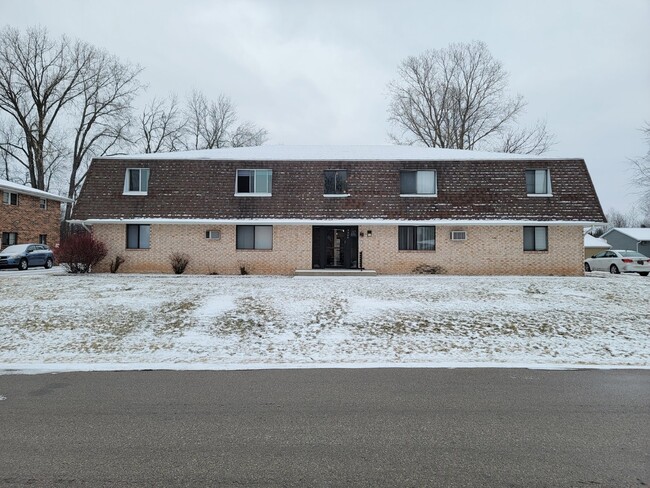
400, 170, 437, 197
3, 191, 18, 205
205, 230, 221, 240
526, 169, 553, 197
235, 169, 272, 197
450, 230, 467, 241
39, 198, 47, 210
123, 168, 150, 195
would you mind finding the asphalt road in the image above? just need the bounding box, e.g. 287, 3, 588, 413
0, 368, 648, 487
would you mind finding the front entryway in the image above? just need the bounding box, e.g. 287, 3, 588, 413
312, 226, 359, 269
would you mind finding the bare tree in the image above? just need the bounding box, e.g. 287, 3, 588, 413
0, 26, 93, 190
387, 41, 554, 154
629, 123, 650, 217
606, 208, 640, 228
136, 95, 186, 153
65, 50, 143, 218
186, 90, 267, 149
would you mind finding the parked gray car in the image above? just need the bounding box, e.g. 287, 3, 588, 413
584, 249, 650, 276
0, 244, 54, 270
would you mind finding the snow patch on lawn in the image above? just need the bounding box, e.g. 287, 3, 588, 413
0, 273, 648, 374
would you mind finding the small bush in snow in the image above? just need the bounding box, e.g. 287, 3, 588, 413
110, 255, 125, 273
239, 265, 249, 275
412, 264, 445, 274
55, 232, 108, 274
170, 252, 190, 274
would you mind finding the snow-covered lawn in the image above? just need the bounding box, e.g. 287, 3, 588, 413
0, 273, 648, 373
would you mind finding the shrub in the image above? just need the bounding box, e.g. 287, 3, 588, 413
110, 255, 125, 273
55, 232, 108, 274
412, 264, 445, 274
239, 265, 249, 275
169, 252, 190, 274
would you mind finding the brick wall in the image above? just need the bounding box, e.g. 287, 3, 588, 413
0, 193, 62, 249
92, 223, 583, 276
93, 224, 312, 274
360, 225, 584, 276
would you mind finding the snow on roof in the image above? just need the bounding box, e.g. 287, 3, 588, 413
103, 145, 580, 162
604, 227, 650, 241
0, 179, 73, 203
584, 234, 611, 248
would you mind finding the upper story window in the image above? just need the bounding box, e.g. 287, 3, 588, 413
236, 169, 272, 196
324, 170, 348, 196
398, 226, 436, 251
39, 198, 47, 209
523, 226, 548, 251
525, 169, 552, 196
123, 168, 150, 194
2, 191, 18, 205
400, 170, 437, 196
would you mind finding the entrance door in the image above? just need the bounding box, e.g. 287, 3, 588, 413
312, 226, 359, 269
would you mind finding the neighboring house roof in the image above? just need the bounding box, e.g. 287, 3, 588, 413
72, 145, 606, 223
107, 145, 580, 161
602, 227, 650, 242
584, 234, 611, 248
0, 178, 73, 203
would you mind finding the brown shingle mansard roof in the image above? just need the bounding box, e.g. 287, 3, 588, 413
71, 145, 606, 223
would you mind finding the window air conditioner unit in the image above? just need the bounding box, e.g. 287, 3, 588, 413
450, 230, 467, 241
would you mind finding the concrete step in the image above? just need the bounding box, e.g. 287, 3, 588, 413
294, 269, 377, 277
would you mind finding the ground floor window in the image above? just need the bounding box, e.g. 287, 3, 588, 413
523, 226, 548, 251
2, 232, 18, 246
126, 224, 150, 249
39, 234, 47, 245
236, 225, 273, 250
398, 226, 436, 250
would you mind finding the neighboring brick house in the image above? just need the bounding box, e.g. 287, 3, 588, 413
1, 179, 73, 250
70, 145, 606, 275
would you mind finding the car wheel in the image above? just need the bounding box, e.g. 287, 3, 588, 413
609, 264, 620, 274
584, 263, 591, 272
639, 272, 649, 277
18, 258, 28, 271
44, 258, 53, 269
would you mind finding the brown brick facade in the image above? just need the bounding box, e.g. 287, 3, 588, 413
0, 193, 62, 249
91, 224, 583, 276
73, 158, 606, 223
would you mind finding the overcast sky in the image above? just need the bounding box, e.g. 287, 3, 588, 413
3, 0, 649, 215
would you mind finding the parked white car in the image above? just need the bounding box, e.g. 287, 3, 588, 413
584, 250, 650, 276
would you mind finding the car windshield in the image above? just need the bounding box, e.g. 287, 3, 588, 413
1, 244, 29, 254
619, 251, 647, 258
